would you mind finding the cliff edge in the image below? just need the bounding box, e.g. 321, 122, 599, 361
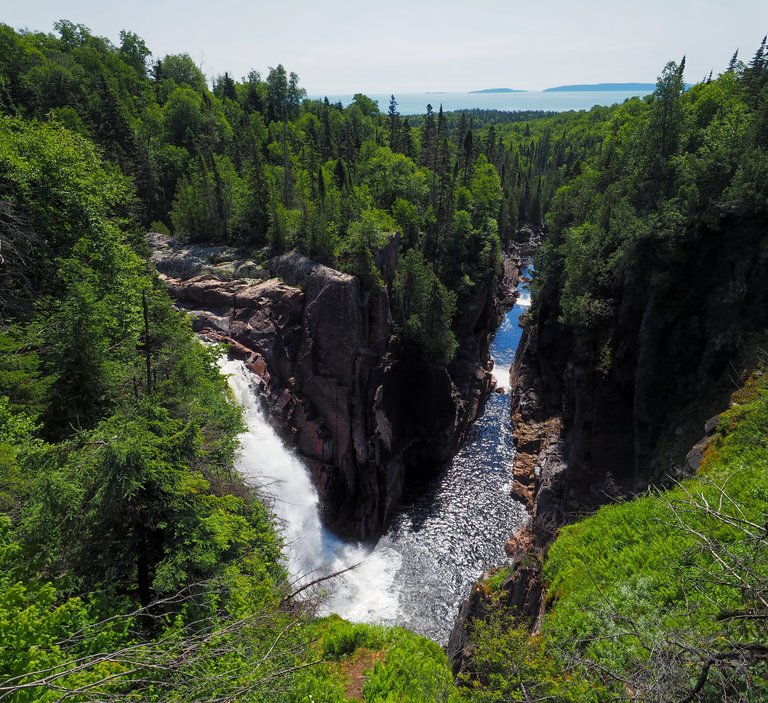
150, 233, 503, 540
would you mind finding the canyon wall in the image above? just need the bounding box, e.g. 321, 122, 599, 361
150, 233, 504, 540
509, 217, 768, 543
450, 217, 768, 671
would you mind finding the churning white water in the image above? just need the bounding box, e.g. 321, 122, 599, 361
219, 267, 531, 643
220, 358, 402, 621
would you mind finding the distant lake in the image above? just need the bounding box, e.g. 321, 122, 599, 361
310, 90, 652, 115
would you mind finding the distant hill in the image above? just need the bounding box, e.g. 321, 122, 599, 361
469, 88, 527, 94
544, 82, 655, 92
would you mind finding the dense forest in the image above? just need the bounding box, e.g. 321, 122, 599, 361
0, 20, 525, 363
1, 17, 767, 702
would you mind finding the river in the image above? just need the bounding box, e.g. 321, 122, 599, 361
221, 267, 531, 644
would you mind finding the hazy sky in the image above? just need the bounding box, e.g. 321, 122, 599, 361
4, 1, 767, 93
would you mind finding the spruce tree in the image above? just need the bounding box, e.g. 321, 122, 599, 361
388, 94, 401, 152
420, 103, 436, 168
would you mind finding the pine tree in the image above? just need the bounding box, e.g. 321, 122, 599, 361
745, 36, 768, 97
400, 120, 414, 158
462, 129, 474, 186
388, 94, 401, 152
215, 72, 237, 101
484, 124, 497, 165
455, 113, 469, 155
238, 134, 270, 244
643, 57, 687, 199
727, 49, 740, 72
334, 157, 349, 190
317, 167, 326, 211
420, 103, 436, 168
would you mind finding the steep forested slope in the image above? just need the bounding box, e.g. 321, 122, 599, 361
518, 53, 768, 524
452, 41, 768, 703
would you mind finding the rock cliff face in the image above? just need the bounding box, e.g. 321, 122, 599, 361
509, 217, 768, 542
150, 233, 501, 540
449, 217, 768, 673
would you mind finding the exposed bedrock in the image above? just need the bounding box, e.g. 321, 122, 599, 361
450, 217, 768, 673
509, 217, 768, 547
150, 233, 508, 540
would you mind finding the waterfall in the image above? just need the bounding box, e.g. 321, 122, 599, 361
220, 357, 402, 621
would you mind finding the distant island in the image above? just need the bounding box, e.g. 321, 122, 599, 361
469, 88, 527, 94
544, 82, 655, 92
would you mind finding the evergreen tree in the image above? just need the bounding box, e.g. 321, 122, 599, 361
643, 57, 687, 200
214, 71, 237, 101
393, 249, 457, 364
420, 103, 436, 168
462, 129, 474, 185
727, 49, 740, 72
388, 94, 401, 152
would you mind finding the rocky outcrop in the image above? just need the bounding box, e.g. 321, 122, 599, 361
507, 217, 768, 547
450, 217, 768, 673
512, 223, 545, 257
150, 233, 504, 540
149, 232, 268, 281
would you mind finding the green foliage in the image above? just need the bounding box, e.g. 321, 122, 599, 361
21, 398, 280, 605
317, 616, 388, 659
457, 596, 601, 703
361, 146, 428, 210
0, 76, 300, 701
481, 565, 511, 593
362, 628, 458, 703
458, 370, 768, 703
541, 371, 768, 700
171, 152, 241, 241
468, 157, 502, 226
393, 248, 458, 364
0, 328, 49, 415
337, 209, 393, 289
0, 20, 521, 363
0, 397, 37, 514
533, 47, 768, 336
310, 616, 460, 703
0, 516, 135, 703
163, 85, 207, 150
0, 115, 135, 293
11, 19, 768, 703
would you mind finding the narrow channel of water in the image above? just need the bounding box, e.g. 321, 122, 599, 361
221, 268, 531, 644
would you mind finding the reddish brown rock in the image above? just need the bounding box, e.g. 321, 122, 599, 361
151, 234, 507, 540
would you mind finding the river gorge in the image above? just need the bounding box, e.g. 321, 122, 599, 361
219, 267, 532, 644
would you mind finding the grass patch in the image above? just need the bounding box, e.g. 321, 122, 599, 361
539, 369, 768, 699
